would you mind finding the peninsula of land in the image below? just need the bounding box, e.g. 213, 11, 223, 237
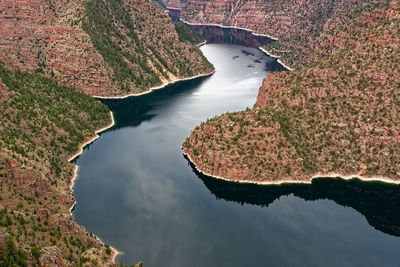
183, 0, 400, 185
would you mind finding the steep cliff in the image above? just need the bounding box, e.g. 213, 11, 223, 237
183, 0, 400, 184
180, 0, 365, 39
0, 0, 213, 97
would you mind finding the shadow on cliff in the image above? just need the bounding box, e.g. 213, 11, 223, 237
99, 75, 212, 129
190, 25, 274, 48
184, 155, 400, 237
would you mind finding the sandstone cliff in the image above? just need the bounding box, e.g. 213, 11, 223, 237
179, 0, 365, 39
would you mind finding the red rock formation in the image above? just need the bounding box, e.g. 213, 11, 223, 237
0, 0, 213, 97
180, 0, 364, 38
0, 0, 115, 94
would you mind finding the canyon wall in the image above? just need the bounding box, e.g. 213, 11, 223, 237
179, 0, 365, 39
0, 0, 114, 95
0, 0, 213, 97
189, 25, 274, 47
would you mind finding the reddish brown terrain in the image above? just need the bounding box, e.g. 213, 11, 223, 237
0, 0, 115, 95
0, 0, 213, 97
179, 0, 365, 39
264, 0, 399, 69
183, 0, 400, 184
1, 0, 398, 265
0, 64, 126, 265
0, 0, 211, 265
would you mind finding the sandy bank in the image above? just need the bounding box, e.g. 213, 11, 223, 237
182, 148, 400, 186
93, 70, 215, 100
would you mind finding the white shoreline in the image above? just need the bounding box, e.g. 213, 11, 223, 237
179, 19, 279, 40
196, 40, 207, 47
93, 70, 215, 100
67, 111, 120, 263
166, 7, 182, 11
277, 59, 294, 71
258, 46, 281, 59
93, 234, 121, 264
68, 165, 79, 215
258, 46, 294, 71
68, 111, 115, 162
182, 149, 400, 185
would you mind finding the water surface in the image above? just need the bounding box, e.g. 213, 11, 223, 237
73, 44, 400, 267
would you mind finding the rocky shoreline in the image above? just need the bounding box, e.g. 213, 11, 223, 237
182, 149, 400, 186
181, 0, 400, 189
92, 70, 215, 99
258, 47, 294, 71
68, 111, 115, 162
67, 111, 119, 263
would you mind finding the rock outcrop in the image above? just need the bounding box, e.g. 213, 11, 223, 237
0, 0, 114, 94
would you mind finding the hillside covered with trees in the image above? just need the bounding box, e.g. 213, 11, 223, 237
0, 0, 213, 97
0, 63, 119, 266
183, 0, 400, 183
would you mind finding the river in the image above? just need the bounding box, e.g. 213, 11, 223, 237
72, 44, 400, 267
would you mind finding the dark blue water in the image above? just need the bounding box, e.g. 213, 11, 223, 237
72, 44, 400, 267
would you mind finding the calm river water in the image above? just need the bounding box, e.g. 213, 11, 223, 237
73, 44, 400, 267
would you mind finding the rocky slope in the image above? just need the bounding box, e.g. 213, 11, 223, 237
179, 0, 365, 39
0, 0, 213, 97
83, 0, 213, 96
183, 0, 400, 184
264, 0, 394, 69
0, 63, 119, 266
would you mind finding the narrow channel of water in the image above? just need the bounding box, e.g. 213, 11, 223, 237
72, 44, 400, 267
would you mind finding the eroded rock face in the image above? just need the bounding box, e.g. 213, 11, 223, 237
179, 0, 364, 39
0, 0, 213, 97
189, 25, 274, 47
0, 0, 115, 95
39, 246, 72, 267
